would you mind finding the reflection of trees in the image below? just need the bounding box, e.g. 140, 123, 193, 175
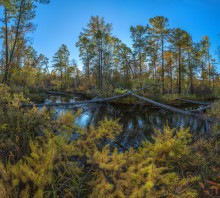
87, 104, 205, 149
46, 95, 206, 149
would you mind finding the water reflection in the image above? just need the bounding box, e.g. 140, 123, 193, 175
44, 94, 206, 149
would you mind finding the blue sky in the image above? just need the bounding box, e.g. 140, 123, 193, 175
33, 0, 220, 69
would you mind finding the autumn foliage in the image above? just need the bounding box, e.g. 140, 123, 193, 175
0, 84, 219, 197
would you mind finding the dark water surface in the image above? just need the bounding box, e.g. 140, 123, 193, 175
43, 94, 207, 149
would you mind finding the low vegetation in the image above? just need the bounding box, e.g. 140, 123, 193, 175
0, 85, 219, 197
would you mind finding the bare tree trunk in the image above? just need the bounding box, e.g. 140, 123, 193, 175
9, 0, 24, 63
60, 67, 63, 89
178, 46, 181, 94
3, 0, 24, 85
139, 52, 142, 77
208, 49, 211, 85
170, 65, 173, 94
86, 53, 90, 79
98, 50, 101, 90
161, 37, 165, 93
2, 8, 9, 84
188, 53, 193, 94
100, 49, 103, 90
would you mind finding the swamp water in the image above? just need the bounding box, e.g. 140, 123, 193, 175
43, 93, 207, 149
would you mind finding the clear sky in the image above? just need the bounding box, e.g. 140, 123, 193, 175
33, 0, 220, 69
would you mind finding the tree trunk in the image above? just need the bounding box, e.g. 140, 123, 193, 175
208, 49, 211, 85
3, 0, 24, 85
139, 52, 142, 77
2, 8, 9, 84
188, 52, 193, 94
9, 0, 24, 63
170, 66, 173, 94
161, 37, 165, 93
100, 49, 103, 90
178, 46, 181, 94
60, 67, 63, 89
86, 56, 90, 80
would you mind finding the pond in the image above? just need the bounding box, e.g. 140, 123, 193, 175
43, 93, 207, 149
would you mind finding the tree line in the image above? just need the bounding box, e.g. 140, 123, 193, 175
0, 1, 220, 96
76, 16, 219, 95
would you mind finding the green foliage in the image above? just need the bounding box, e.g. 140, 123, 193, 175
114, 88, 127, 94
0, 85, 90, 197
207, 101, 220, 120
0, 85, 220, 197
160, 93, 197, 104
209, 103, 220, 118
194, 85, 213, 99
0, 84, 51, 160
86, 126, 198, 198
52, 44, 71, 90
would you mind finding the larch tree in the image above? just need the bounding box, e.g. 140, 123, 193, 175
0, 0, 50, 85
200, 36, 212, 85
146, 38, 160, 82
52, 44, 70, 89
76, 16, 113, 91
186, 42, 201, 94
112, 37, 133, 85
148, 16, 170, 93
169, 28, 191, 94
164, 50, 174, 93
130, 25, 147, 78
76, 36, 95, 80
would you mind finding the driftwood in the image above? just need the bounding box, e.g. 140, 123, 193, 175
176, 98, 212, 105
21, 86, 150, 107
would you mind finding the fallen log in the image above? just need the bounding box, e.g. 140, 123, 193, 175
46, 90, 67, 95
132, 93, 198, 117
21, 86, 149, 107
46, 90, 89, 96
189, 105, 213, 113
176, 98, 212, 105
109, 81, 217, 123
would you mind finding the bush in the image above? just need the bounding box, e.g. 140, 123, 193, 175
194, 85, 213, 98
1, 84, 220, 197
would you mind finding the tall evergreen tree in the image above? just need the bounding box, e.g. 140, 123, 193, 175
200, 36, 212, 84
148, 16, 170, 93
0, 0, 50, 84
76, 16, 113, 91
52, 44, 70, 89
130, 25, 147, 77
169, 28, 191, 94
